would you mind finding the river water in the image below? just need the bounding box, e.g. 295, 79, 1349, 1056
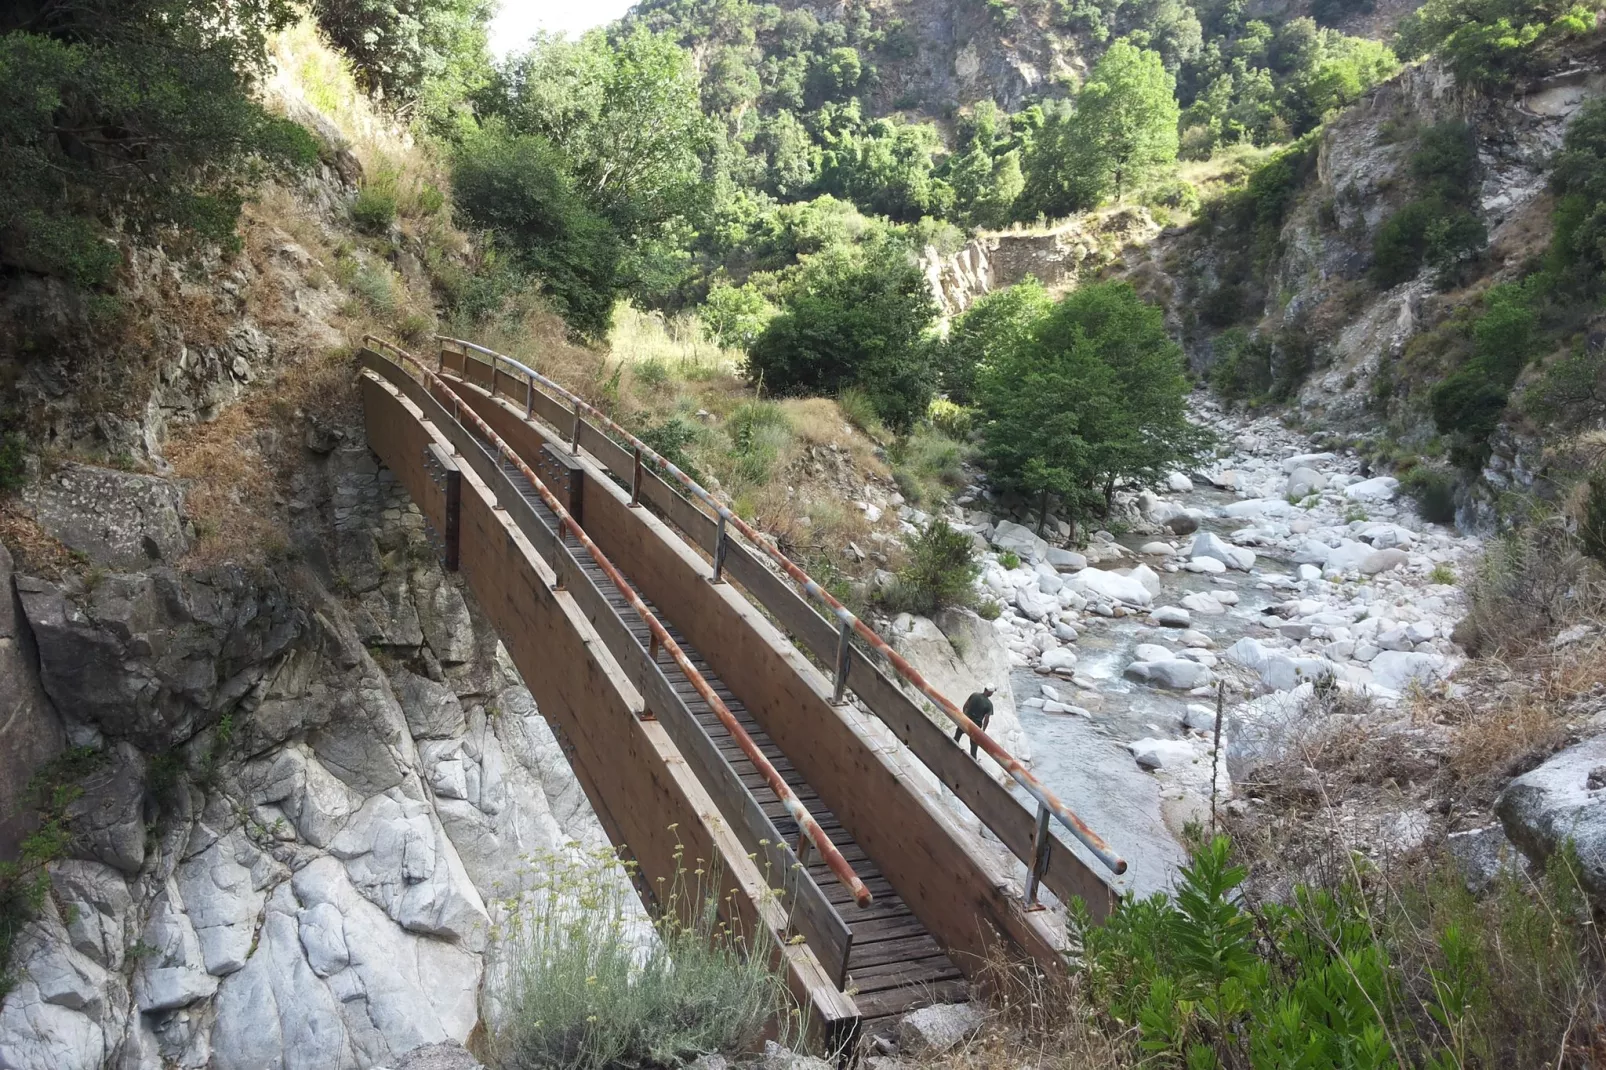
1006, 487, 1300, 897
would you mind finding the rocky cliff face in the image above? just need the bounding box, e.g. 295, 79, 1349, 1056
922, 209, 1162, 322
0, 406, 608, 1069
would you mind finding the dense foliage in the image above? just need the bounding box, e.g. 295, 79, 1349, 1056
1076, 835, 1604, 1068
310, 0, 493, 127
975, 280, 1210, 533
745, 242, 936, 429
0, 0, 318, 287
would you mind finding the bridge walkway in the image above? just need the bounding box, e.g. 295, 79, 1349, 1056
488, 449, 966, 1023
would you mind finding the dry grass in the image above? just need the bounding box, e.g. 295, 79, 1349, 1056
165, 343, 360, 567
0, 509, 78, 580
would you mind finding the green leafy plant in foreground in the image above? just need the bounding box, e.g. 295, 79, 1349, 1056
1073, 835, 1604, 1069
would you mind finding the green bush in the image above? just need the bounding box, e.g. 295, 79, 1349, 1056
1402, 465, 1458, 524
485, 847, 792, 1070
451, 126, 624, 340
351, 263, 398, 315
725, 401, 792, 486
746, 245, 936, 431
1074, 834, 1602, 1068
879, 518, 981, 616
889, 426, 972, 505
351, 186, 398, 233
638, 416, 703, 482
0, 433, 27, 495
1458, 516, 1595, 654
835, 387, 886, 439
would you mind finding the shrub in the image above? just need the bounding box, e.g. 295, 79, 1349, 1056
997, 549, 1021, 570
351, 185, 398, 233
1457, 516, 1598, 654
725, 401, 793, 486
927, 398, 974, 440
879, 518, 981, 616
351, 263, 398, 315
638, 416, 703, 482
1402, 465, 1458, 524
835, 388, 886, 440
1073, 834, 1604, 1068
698, 282, 776, 350
889, 426, 973, 506
484, 847, 792, 1070
1429, 561, 1457, 585
0, 433, 27, 494
745, 245, 937, 431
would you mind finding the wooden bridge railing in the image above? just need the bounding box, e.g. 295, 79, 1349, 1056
432, 335, 1125, 921
357, 349, 860, 1044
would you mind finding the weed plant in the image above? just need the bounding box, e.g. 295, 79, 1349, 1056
879, 518, 982, 617
484, 845, 794, 1070
1070, 834, 1606, 1068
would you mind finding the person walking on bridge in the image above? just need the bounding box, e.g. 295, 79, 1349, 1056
953, 686, 995, 759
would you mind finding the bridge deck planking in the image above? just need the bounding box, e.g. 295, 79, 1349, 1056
477, 441, 968, 1023
572, 543, 968, 1020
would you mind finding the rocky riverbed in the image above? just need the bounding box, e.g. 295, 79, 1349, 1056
944, 400, 1481, 896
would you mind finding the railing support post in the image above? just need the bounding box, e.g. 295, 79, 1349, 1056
711, 514, 729, 583
1025, 802, 1052, 910
630, 448, 643, 507
489, 356, 497, 397
525, 374, 534, 418
831, 619, 852, 704
570, 398, 582, 454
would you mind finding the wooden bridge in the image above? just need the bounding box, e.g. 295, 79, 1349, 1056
357, 337, 1127, 1049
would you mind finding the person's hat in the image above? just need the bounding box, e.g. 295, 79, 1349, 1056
983, 685, 996, 694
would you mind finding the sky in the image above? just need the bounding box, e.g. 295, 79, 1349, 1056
488, 0, 635, 56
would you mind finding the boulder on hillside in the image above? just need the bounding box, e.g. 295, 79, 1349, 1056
1497, 736, 1606, 899
992, 520, 1048, 563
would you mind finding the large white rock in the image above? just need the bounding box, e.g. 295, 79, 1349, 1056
1282, 452, 1336, 473
1286, 467, 1328, 499
1125, 659, 1212, 690
992, 520, 1049, 563
1046, 547, 1087, 572
1498, 737, 1606, 897
1369, 651, 1453, 691
1180, 592, 1226, 615
1039, 647, 1079, 675
1346, 476, 1400, 502
176, 830, 280, 977
1152, 606, 1191, 628
1129, 738, 1202, 771
1189, 532, 1254, 571
897, 1003, 986, 1056
1360, 548, 1410, 575
1014, 586, 1056, 622
1066, 568, 1153, 607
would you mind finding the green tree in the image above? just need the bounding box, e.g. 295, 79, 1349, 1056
745, 244, 936, 429
1023, 42, 1180, 216
486, 27, 708, 232
977, 281, 1204, 533
0, 0, 317, 288
310, 0, 493, 126
699, 281, 775, 348
451, 125, 623, 338
938, 279, 1054, 405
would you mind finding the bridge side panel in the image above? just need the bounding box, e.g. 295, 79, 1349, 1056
359, 372, 857, 1040
569, 450, 1068, 981
443, 374, 1117, 921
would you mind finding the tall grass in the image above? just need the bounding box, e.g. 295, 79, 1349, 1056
484, 846, 795, 1070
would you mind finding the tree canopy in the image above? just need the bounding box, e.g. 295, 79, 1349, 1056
976, 280, 1209, 533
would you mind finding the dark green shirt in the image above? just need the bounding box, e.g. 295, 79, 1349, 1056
963, 691, 994, 726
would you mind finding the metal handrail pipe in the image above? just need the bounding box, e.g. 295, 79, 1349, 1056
364, 336, 874, 906
435, 335, 1128, 878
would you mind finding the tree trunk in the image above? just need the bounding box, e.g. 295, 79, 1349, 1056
1036, 488, 1050, 535
1103, 476, 1116, 516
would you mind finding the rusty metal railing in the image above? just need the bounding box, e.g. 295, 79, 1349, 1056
435, 335, 1128, 885
364, 336, 873, 908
